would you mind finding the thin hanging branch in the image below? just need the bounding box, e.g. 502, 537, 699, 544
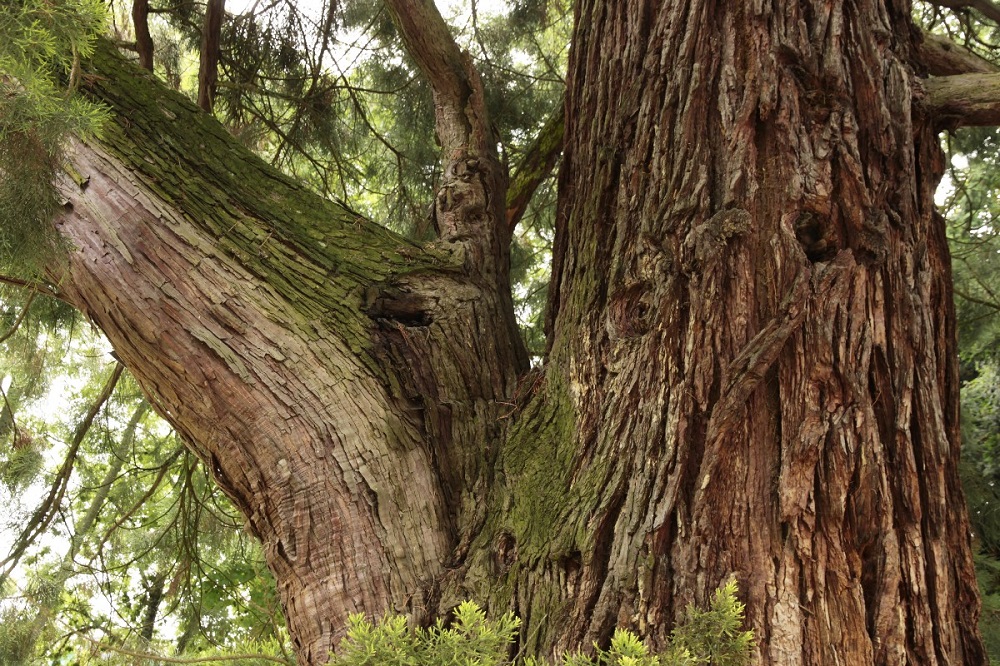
0, 290, 37, 345
0, 362, 125, 583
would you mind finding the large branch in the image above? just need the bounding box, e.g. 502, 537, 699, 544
383, 0, 489, 156
53, 42, 529, 659
506, 104, 564, 232
927, 0, 1000, 23
383, 0, 529, 369
917, 32, 1000, 76
925, 72, 1000, 127
59, 43, 463, 661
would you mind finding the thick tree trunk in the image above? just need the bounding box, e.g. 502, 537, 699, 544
49, 0, 987, 664
54, 43, 523, 663
447, 1, 986, 664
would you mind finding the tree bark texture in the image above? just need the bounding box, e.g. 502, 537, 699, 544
55, 44, 524, 663
49, 0, 988, 664
443, 1, 984, 664
132, 0, 154, 72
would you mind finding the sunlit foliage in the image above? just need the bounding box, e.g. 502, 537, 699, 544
0, 0, 109, 276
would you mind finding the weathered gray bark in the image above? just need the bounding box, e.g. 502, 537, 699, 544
48, 0, 990, 664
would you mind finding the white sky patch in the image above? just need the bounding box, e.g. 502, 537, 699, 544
935, 152, 970, 207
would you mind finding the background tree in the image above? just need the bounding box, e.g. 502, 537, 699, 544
4, 0, 1000, 664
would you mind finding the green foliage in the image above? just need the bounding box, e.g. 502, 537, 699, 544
0, 324, 290, 663
332, 601, 521, 666
961, 363, 1000, 663
664, 580, 755, 666
0, 0, 108, 276
975, 553, 1000, 663
0, 606, 35, 665
331, 587, 753, 666
915, 5, 1000, 655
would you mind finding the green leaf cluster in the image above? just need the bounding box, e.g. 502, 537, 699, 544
0, 0, 108, 276
331, 584, 753, 666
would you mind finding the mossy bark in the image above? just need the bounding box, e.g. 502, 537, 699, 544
49, 1, 988, 663
54, 42, 524, 664
444, 2, 986, 665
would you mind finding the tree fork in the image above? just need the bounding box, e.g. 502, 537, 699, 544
39, 0, 1000, 663
53, 37, 530, 663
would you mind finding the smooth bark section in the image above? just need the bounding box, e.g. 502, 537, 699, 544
198, 0, 225, 112
506, 105, 564, 232
132, 0, 153, 71
926, 72, 1000, 127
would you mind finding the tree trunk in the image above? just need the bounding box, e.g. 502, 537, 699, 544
49, 0, 986, 664
55, 41, 524, 664
445, 1, 985, 664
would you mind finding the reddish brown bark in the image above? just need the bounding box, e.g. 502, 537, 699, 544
56, 40, 524, 663
198, 0, 225, 112
132, 0, 153, 72
51, 0, 990, 663
455, 1, 984, 664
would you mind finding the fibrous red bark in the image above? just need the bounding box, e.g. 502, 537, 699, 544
451, 1, 986, 664
49, 0, 990, 663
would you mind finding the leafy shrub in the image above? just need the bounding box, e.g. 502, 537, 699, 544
330, 580, 753, 666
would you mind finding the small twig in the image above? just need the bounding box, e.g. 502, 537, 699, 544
0, 290, 37, 345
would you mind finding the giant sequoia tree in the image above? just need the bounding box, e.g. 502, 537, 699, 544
6, 0, 1000, 663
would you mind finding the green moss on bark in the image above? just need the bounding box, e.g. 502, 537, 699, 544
74, 41, 460, 364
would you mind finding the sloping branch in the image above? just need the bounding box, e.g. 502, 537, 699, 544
917, 32, 1000, 75
506, 104, 564, 232
926, 0, 1000, 23
925, 72, 1000, 127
